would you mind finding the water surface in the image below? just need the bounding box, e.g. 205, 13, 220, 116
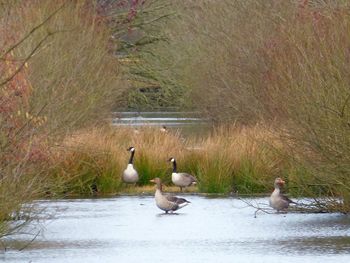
1, 196, 349, 263
112, 111, 211, 137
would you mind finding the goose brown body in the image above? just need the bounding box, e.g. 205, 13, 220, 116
269, 178, 295, 211
150, 178, 190, 213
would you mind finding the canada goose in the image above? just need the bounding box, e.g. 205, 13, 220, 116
150, 177, 190, 213
133, 128, 140, 135
269, 178, 296, 211
168, 157, 197, 192
160, 125, 168, 133
122, 146, 139, 183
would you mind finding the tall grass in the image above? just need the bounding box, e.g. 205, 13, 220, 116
193, 126, 286, 193
50, 126, 186, 194
49, 125, 294, 195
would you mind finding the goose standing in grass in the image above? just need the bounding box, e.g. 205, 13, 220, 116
133, 128, 141, 135
168, 157, 197, 192
150, 177, 190, 213
160, 125, 168, 133
269, 177, 296, 211
122, 146, 139, 184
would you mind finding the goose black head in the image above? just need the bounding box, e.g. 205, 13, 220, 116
127, 146, 135, 152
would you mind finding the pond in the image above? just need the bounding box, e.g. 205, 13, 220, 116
1, 196, 350, 263
112, 111, 211, 137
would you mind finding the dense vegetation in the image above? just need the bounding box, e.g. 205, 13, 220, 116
132, 0, 350, 211
0, 0, 123, 237
1, 0, 350, 240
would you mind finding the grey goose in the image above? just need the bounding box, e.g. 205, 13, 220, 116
150, 177, 190, 213
269, 178, 296, 211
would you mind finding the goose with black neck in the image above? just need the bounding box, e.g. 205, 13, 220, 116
169, 157, 197, 192
122, 146, 139, 184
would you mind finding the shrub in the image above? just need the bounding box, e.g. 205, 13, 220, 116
0, 0, 124, 236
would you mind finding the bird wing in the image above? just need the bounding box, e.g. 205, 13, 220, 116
179, 172, 197, 183
165, 194, 190, 204
281, 194, 296, 204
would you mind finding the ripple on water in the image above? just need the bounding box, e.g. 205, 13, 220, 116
1, 196, 350, 263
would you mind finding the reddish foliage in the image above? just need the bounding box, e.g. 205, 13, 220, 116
257, 2, 350, 118
97, 0, 147, 31
0, 6, 45, 164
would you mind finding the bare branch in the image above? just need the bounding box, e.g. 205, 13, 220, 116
1, 33, 50, 86
18, 230, 41, 251
0, 30, 65, 87
1, 2, 66, 58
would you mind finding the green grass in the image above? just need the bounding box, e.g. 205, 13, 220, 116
36, 125, 350, 213
196, 155, 234, 194
233, 159, 270, 194
47, 126, 294, 196
134, 153, 169, 186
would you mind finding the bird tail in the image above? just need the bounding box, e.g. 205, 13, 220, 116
178, 202, 190, 208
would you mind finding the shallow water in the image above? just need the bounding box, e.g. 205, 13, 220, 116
1, 196, 350, 263
112, 111, 211, 137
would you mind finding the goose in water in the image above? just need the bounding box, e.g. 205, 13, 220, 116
122, 146, 139, 184
269, 177, 296, 211
150, 177, 190, 213
169, 157, 197, 192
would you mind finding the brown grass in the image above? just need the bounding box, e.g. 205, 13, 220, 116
49, 124, 289, 195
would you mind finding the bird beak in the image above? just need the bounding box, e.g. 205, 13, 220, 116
150, 179, 155, 183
